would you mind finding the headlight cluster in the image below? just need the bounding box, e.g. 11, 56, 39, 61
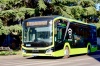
22, 49, 26, 53
26, 44, 31, 47
46, 48, 53, 54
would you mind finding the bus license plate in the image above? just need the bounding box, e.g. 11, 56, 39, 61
33, 54, 38, 56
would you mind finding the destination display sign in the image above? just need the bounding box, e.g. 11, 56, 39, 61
26, 21, 48, 27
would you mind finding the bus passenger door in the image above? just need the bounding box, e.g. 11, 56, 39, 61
54, 19, 67, 51
54, 26, 65, 51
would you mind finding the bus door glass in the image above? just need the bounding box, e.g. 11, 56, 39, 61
54, 19, 68, 42
23, 20, 53, 43
54, 19, 69, 51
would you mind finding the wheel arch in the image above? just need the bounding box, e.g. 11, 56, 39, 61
62, 42, 70, 58
63, 42, 71, 53
87, 42, 92, 52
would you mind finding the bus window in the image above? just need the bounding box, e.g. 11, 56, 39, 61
68, 22, 86, 48
29, 28, 36, 41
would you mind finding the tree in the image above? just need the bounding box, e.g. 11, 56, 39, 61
0, 0, 99, 35
0, 0, 24, 10
79, 0, 95, 8
0, 19, 3, 28
70, 6, 84, 19
0, 0, 100, 48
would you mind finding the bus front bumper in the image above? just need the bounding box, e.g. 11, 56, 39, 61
22, 48, 65, 57
22, 52, 54, 57
22, 48, 54, 57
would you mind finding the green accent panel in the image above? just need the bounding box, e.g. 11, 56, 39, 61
87, 42, 97, 53
61, 24, 66, 26
91, 46, 97, 52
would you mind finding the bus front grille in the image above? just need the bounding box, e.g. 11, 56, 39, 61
26, 50, 46, 53
24, 42, 51, 47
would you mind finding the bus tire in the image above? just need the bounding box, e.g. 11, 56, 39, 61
87, 46, 91, 55
63, 47, 69, 58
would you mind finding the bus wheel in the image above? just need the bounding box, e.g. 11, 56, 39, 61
87, 46, 91, 55
63, 47, 69, 58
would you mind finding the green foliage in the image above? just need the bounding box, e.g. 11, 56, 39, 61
83, 7, 97, 16
97, 11, 100, 17
66, 0, 78, 5
79, 0, 95, 7
56, 0, 67, 3
93, 0, 100, 3
70, 6, 84, 18
59, 6, 69, 17
38, 0, 47, 10
0, 19, 3, 28
0, 25, 22, 35
51, 0, 56, 3
0, 0, 23, 10
0, 51, 17, 56
0, 7, 35, 25
62, 6, 73, 18
57, 6, 73, 18
17, 7, 35, 20
0, 10, 16, 20
58, 0, 66, 3
1, 26, 10, 35
9, 25, 22, 33
0, 19, 2, 35
51, 0, 78, 5
0, 0, 99, 36
19, 7, 35, 16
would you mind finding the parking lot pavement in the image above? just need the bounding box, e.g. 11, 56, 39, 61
0, 51, 100, 66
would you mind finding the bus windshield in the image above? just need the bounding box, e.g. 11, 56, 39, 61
23, 26, 52, 43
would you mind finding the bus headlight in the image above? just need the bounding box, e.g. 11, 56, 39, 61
26, 44, 31, 47
22, 49, 26, 53
46, 48, 53, 54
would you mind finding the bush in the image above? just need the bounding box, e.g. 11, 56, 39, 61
0, 51, 17, 56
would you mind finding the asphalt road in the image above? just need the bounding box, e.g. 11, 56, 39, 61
0, 51, 100, 66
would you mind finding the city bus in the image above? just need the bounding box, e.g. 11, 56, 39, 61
22, 16, 97, 58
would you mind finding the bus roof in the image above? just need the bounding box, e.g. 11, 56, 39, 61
23, 15, 59, 22
55, 16, 96, 27
23, 15, 96, 27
